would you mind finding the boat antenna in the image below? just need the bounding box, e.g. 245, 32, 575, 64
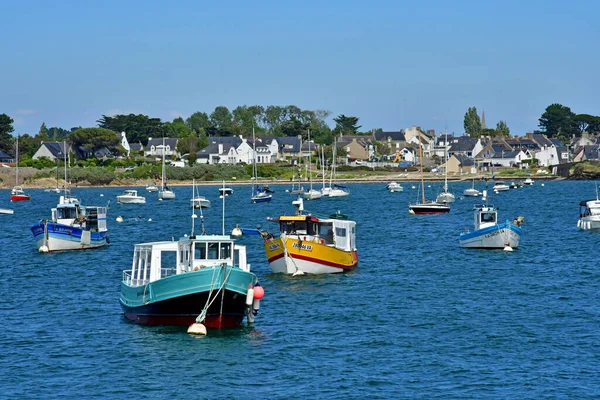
222, 180, 226, 235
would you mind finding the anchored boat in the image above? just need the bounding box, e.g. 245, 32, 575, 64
31, 195, 109, 252
577, 185, 600, 230
459, 191, 524, 249
260, 197, 358, 274
117, 189, 146, 204
120, 190, 261, 329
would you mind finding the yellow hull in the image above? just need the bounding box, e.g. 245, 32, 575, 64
264, 236, 358, 274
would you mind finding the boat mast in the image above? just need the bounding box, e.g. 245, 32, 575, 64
15, 136, 19, 186
419, 130, 425, 203
444, 128, 448, 193
161, 137, 166, 191
251, 126, 256, 197
307, 129, 313, 192
63, 140, 68, 198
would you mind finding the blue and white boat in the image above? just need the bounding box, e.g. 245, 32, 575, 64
31, 195, 109, 252
459, 199, 524, 250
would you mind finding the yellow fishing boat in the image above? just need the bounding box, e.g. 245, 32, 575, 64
261, 198, 358, 275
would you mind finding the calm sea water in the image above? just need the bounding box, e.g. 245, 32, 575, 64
1, 180, 599, 399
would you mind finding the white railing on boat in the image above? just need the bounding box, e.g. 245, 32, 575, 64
123, 267, 177, 286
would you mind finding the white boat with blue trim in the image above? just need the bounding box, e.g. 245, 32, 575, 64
460, 198, 524, 250
31, 195, 109, 252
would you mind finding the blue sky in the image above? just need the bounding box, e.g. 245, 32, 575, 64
2, 0, 599, 137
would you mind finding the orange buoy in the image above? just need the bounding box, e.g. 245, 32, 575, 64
253, 284, 264, 300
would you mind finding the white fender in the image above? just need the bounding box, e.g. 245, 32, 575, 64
246, 288, 254, 306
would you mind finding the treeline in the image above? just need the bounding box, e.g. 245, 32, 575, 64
0, 106, 366, 161
463, 104, 600, 143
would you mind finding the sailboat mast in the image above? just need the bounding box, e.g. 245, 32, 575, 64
63, 141, 68, 197
419, 131, 425, 203
161, 137, 166, 191
252, 126, 256, 196
15, 136, 19, 186
444, 129, 448, 192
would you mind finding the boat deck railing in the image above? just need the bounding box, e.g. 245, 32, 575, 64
123, 267, 177, 286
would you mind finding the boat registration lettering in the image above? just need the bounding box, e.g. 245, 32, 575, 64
292, 242, 313, 251
268, 243, 280, 251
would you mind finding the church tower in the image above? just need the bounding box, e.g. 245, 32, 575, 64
481, 110, 487, 130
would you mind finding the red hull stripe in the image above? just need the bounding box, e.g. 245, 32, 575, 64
268, 251, 358, 270
11, 196, 30, 201
124, 313, 243, 329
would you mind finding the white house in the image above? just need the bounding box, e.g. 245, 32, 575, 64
490, 150, 528, 167
534, 145, 560, 167
196, 143, 238, 165
120, 132, 131, 157
145, 137, 179, 158
394, 147, 415, 163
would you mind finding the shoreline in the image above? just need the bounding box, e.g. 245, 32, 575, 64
0, 174, 561, 190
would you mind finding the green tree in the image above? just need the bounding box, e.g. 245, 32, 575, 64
538, 103, 577, 140
209, 106, 233, 135
463, 107, 482, 137
38, 122, 49, 142
495, 120, 510, 137
17, 134, 39, 158
97, 114, 165, 144
185, 111, 210, 132
373, 140, 391, 156
48, 126, 71, 140
164, 117, 193, 138
573, 114, 600, 135
281, 117, 308, 139
333, 114, 361, 135
70, 128, 120, 152
0, 113, 15, 153
263, 105, 285, 134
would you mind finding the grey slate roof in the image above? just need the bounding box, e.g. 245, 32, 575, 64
582, 145, 600, 160
374, 131, 405, 142
129, 142, 144, 152
146, 137, 178, 151
278, 137, 301, 153
41, 142, 69, 158
196, 143, 234, 158
454, 154, 474, 166
208, 136, 243, 147
533, 134, 553, 148
449, 136, 477, 152
0, 150, 14, 162
492, 150, 520, 159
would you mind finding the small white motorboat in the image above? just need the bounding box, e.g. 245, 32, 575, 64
219, 187, 234, 196
493, 181, 510, 192
386, 182, 403, 192
117, 190, 146, 204
464, 188, 481, 197
578, 185, 600, 230
0, 208, 14, 215
146, 183, 159, 192
460, 202, 524, 249
523, 178, 534, 185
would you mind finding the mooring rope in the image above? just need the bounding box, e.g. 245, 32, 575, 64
195, 264, 234, 323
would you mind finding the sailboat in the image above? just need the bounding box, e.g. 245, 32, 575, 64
10, 136, 30, 201
436, 130, 455, 203
191, 179, 211, 209
464, 177, 482, 197
409, 131, 449, 214
251, 127, 272, 203
326, 138, 349, 198
577, 183, 600, 230
303, 130, 322, 200
158, 137, 176, 200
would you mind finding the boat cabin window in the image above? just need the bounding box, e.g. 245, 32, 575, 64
220, 243, 232, 259
319, 223, 334, 244
57, 206, 78, 219
280, 220, 317, 235
335, 227, 347, 237
194, 243, 207, 260
481, 212, 496, 223
207, 242, 219, 259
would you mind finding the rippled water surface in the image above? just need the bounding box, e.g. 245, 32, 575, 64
1, 181, 599, 399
